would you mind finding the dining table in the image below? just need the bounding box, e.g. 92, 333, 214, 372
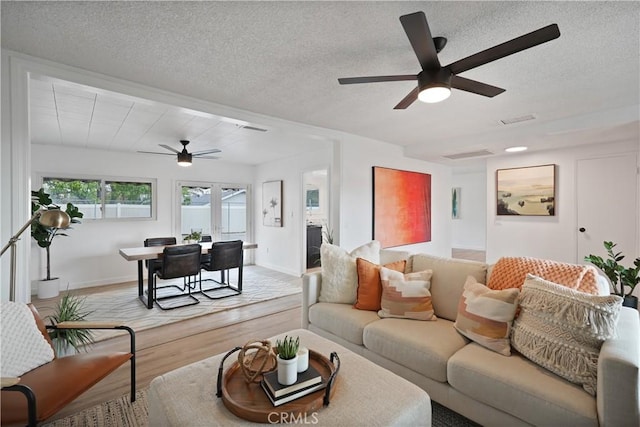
119, 241, 258, 309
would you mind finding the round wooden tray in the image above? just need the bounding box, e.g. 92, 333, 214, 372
217, 349, 340, 423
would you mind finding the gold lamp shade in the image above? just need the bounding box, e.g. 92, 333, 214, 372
39, 209, 71, 228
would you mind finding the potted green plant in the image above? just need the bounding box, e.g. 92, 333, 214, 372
184, 230, 202, 243
31, 188, 83, 298
585, 241, 640, 309
275, 335, 300, 385
47, 292, 95, 356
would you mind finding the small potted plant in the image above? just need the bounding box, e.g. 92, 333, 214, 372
275, 335, 300, 385
47, 292, 95, 356
184, 230, 202, 244
585, 241, 640, 309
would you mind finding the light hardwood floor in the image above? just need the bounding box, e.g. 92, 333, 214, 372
451, 248, 486, 263
31, 272, 302, 423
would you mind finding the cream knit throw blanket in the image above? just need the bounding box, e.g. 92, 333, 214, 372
488, 256, 599, 294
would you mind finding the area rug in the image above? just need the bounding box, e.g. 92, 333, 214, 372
81, 266, 301, 342
44, 388, 479, 427
42, 389, 148, 427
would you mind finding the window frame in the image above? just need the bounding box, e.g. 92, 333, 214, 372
38, 173, 157, 221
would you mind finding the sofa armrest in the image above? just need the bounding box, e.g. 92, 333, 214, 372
302, 271, 322, 329
597, 307, 640, 427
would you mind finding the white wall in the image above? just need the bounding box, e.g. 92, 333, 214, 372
486, 139, 639, 265
451, 169, 487, 251
338, 135, 452, 257
254, 147, 332, 276
31, 144, 254, 289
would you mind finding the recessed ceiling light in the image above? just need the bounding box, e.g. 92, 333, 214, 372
505, 146, 528, 153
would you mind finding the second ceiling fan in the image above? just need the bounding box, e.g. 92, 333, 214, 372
338, 11, 560, 109
139, 140, 221, 167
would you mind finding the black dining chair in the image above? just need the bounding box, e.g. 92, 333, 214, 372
199, 235, 213, 269
200, 240, 243, 299
144, 237, 177, 277
153, 244, 202, 310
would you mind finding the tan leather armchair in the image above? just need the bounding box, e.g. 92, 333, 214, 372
1, 304, 135, 427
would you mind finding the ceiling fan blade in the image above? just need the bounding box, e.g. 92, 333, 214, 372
137, 150, 174, 156
451, 76, 505, 97
393, 87, 419, 110
400, 11, 441, 71
159, 144, 180, 154
192, 148, 222, 156
197, 156, 220, 160
448, 24, 560, 75
338, 75, 417, 84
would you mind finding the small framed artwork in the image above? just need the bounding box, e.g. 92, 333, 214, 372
372, 166, 431, 248
452, 187, 461, 219
262, 180, 283, 226
496, 164, 556, 216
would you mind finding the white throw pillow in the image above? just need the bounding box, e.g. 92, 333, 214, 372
319, 241, 380, 303
1, 302, 55, 377
511, 274, 622, 395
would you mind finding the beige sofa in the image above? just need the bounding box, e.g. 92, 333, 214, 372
302, 251, 640, 427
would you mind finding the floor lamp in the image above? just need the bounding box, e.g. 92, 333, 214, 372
0, 209, 70, 301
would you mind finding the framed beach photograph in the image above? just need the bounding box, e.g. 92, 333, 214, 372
496, 164, 556, 216
262, 180, 283, 226
372, 166, 431, 248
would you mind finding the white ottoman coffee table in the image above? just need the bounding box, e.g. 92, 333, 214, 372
149, 329, 432, 426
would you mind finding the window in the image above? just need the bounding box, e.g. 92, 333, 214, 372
42, 177, 154, 220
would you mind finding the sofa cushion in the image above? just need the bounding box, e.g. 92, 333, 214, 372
454, 276, 519, 356
378, 268, 435, 321
363, 317, 468, 383
354, 258, 406, 311
411, 254, 487, 321
448, 343, 598, 426
511, 275, 622, 395
319, 241, 380, 304
308, 302, 380, 346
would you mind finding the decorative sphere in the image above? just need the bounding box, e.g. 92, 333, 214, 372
238, 340, 277, 383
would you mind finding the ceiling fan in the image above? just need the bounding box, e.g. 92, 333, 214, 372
138, 140, 221, 167
338, 11, 560, 109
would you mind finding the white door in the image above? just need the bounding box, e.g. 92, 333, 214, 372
576, 154, 638, 270
177, 182, 249, 242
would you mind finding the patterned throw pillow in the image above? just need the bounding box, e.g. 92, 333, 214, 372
487, 256, 599, 295
354, 258, 407, 311
1, 302, 55, 377
454, 276, 520, 356
378, 267, 435, 321
511, 274, 623, 395
319, 241, 380, 304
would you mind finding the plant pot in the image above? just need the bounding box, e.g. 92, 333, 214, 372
52, 337, 77, 357
623, 295, 638, 309
37, 278, 60, 299
277, 354, 298, 386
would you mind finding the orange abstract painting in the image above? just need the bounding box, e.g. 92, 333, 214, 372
373, 167, 431, 248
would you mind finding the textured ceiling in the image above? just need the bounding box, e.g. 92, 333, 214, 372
2, 1, 639, 166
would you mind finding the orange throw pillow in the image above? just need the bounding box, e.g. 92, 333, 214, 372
354, 258, 406, 311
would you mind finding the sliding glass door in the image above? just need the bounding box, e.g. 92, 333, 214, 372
177, 182, 249, 242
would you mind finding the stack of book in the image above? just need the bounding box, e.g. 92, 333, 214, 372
261, 365, 326, 406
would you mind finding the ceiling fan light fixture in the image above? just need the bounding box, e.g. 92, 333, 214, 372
418, 70, 451, 103
177, 151, 192, 167
418, 85, 451, 103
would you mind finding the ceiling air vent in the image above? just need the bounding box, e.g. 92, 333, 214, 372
443, 149, 494, 160
499, 114, 536, 125
239, 125, 268, 132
